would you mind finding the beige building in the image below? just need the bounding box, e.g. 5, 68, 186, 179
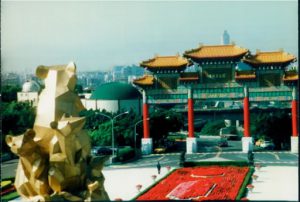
17, 80, 40, 106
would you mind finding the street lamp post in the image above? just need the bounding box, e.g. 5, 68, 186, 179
134, 118, 150, 152
96, 111, 129, 160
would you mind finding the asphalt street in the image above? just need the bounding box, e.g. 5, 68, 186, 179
2, 150, 298, 179
2, 139, 298, 179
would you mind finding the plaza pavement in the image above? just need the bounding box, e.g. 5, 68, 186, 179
7, 156, 299, 201
247, 166, 298, 201
103, 166, 173, 200
102, 160, 298, 201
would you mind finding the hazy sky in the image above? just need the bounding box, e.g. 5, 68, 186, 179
1, 0, 298, 73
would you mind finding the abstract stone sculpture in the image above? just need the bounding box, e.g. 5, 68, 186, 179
6, 62, 109, 201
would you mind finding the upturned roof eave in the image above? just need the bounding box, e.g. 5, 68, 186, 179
184, 52, 248, 60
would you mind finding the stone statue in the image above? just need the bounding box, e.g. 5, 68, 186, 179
6, 62, 109, 201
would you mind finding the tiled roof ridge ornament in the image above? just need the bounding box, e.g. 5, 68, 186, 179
183, 43, 248, 59
244, 49, 296, 65
140, 55, 189, 69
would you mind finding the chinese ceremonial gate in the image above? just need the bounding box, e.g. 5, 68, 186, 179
140, 86, 298, 154
133, 44, 298, 154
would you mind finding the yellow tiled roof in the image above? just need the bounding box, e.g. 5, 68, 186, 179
283, 71, 298, 81
140, 55, 189, 69
235, 71, 256, 80
133, 75, 154, 86
184, 44, 248, 59
244, 51, 296, 65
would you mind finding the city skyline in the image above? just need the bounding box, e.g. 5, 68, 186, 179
1, 0, 298, 74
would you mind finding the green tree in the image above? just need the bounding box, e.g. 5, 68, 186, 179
1, 101, 36, 153
1, 101, 35, 135
79, 109, 112, 130
1, 85, 21, 102
149, 108, 184, 147
81, 109, 140, 147
200, 119, 225, 136
114, 110, 139, 146
81, 108, 184, 149
88, 121, 112, 146
250, 109, 291, 149
75, 84, 83, 94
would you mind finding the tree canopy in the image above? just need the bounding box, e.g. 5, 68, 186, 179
1, 85, 21, 102
81, 107, 185, 148
75, 84, 83, 94
149, 107, 184, 147
1, 101, 35, 135
80, 109, 141, 147
1, 101, 36, 153
250, 109, 291, 149
200, 119, 225, 136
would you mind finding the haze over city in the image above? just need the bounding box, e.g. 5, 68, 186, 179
1, 0, 298, 74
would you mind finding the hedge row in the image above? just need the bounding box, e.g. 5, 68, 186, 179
183, 160, 250, 167
1, 191, 19, 201
116, 147, 135, 162
236, 166, 255, 200
1, 177, 18, 201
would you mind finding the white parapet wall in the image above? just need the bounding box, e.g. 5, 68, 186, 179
242, 137, 253, 153
291, 136, 298, 153
186, 137, 198, 154
141, 138, 153, 155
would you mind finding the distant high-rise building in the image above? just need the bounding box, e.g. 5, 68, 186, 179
110, 65, 145, 83
2, 73, 21, 86
104, 72, 113, 83
221, 30, 230, 45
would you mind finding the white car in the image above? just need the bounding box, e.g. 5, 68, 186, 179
260, 141, 275, 150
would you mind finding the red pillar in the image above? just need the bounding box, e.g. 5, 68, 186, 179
243, 87, 250, 137
292, 88, 298, 137
143, 92, 150, 139
188, 89, 194, 138
292, 100, 298, 136
143, 104, 150, 138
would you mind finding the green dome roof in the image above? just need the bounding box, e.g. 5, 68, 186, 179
90, 82, 141, 100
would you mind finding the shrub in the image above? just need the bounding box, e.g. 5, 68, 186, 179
183, 161, 250, 167
236, 167, 255, 200
117, 147, 135, 162
200, 120, 225, 136
1, 191, 19, 201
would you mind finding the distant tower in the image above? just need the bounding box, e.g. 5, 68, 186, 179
221, 30, 230, 45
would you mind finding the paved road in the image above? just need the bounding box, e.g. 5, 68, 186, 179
2, 139, 298, 178
107, 150, 298, 169
1, 159, 19, 179
2, 151, 297, 179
